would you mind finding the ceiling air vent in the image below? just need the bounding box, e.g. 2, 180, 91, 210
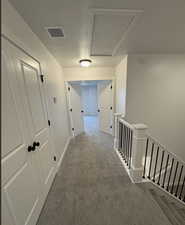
46, 27, 64, 38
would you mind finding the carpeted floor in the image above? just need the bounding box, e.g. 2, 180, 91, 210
37, 131, 172, 225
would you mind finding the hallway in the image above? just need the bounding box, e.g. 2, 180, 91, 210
83, 115, 99, 133
37, 132, 172, 225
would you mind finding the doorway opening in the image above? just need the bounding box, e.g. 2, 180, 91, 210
66, 80, 113, 136
81, 81, 99, 133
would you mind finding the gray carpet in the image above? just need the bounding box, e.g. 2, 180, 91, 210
37, 131, 172, 225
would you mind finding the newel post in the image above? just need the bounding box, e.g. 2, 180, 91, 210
113, 113, 122, 150
130, 124, 148, 182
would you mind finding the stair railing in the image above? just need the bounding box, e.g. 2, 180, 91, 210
117, 117, 134, 169
114, 113, 185, 203
114, 113, 148, 182
142, 135, 185, 202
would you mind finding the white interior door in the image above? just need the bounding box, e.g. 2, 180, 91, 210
2, 37, 55, 225
19, 55, 55, 196
98, 80, 113, 135
67, 83, 84, 136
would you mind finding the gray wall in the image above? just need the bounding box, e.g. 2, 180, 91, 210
125, 54, 185, 161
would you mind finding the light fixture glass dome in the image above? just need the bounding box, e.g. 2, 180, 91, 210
79, 59, 92, 67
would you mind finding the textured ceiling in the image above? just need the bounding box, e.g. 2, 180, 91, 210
8, 0, 185, 68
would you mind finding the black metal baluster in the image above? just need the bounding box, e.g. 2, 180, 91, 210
152, 146, 159, 182
121, 123, 124, 154
148, 142, 154, 179
121, 124, 124, 157
125, 126, 128, 163
126, 128, 129, 166
166, 158, 174, 191
171, 161, 179, 194
129, 130, 133, 169
179, 175, 185, 200
125, 126, 128, 164
123, 124, 126, 160
162, 154, 169, 188
121, 123, 124, 156
118, 122, 121, 150
127, 128, 130, 167
157, 150, 165, 185
117, 120, 119, 148
142, 138, 149, 178
175, 165, 183, 197
120, 124, 123, 155
126, 126, 129, 165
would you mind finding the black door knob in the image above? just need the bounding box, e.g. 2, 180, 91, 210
28, 146, 33, 152
33, 142, 40, 148
32, 145, 36, 151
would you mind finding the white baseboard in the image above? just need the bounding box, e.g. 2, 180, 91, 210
57, 136, 72, 172
114, 147, 134, 183
148, 179, 185, 207
114, 147, 145, 183
129, 167, 145, 183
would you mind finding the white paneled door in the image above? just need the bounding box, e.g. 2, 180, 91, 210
66, 83, 84, 136
2, 37, 55, 225
97, 80, 114, 135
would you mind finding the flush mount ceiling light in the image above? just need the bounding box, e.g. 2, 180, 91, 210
79, 59, 92, 67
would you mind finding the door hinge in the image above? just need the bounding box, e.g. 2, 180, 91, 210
68, 87, 70, 91
53, 156, 57, 161
40, 74, 44, 83
110, 125, 112, 129
70, 108, 72, 112
110, 106, 112, 110
72, 128, 74, 131
48, 120, 51, 126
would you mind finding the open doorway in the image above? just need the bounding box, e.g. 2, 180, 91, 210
81, 81, 99, 133
66, 80, 114, 136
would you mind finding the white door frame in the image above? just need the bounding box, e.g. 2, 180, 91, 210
97, 79, 114, 135
65, 81, 85, 137
65, 82, 75, 137
2, 34, 57, 225
65, 78, 115, 135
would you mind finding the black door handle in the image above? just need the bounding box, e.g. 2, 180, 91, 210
33, 142, 40, 148
28, 145, 33, 152
97, 109, 100, 112
32, 145, 36, 151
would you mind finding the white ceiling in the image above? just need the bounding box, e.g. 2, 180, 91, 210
9, 0, 185, 68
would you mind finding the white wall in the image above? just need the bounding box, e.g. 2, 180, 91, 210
115, 56, 127, 115
125, 54, 185, 161
82, 85, 98, 116
2, 0, 70, 162
63, 67, 115, 81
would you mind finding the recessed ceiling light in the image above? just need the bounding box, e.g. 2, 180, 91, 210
79, 59, 92, 67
